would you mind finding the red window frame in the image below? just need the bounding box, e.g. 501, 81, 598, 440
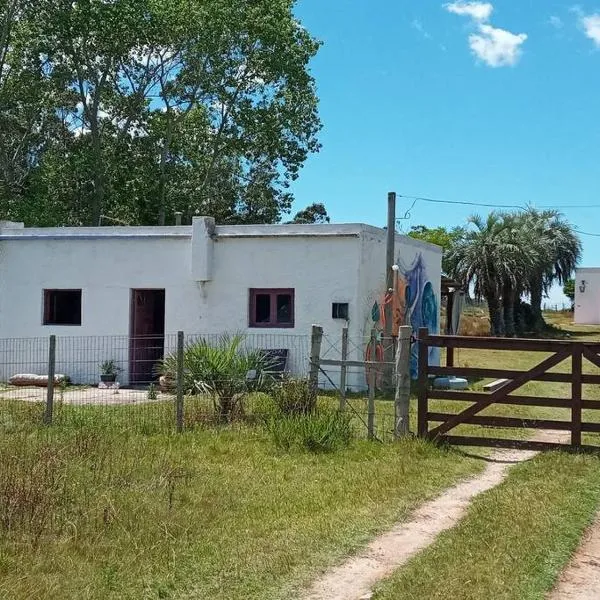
249, 288, 295, 328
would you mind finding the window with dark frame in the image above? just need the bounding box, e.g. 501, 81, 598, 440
249, 289, 294, 328
332, 302, 349, 320
43, 289, 82, 325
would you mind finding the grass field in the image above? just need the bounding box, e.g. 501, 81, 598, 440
2, 312, 600, 599
373, 450, 600, 600
0, 406, 484, 600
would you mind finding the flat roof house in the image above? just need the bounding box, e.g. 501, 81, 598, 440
0, 218, 442, 389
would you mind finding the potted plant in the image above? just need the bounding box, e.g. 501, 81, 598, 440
100, 359, 121, 383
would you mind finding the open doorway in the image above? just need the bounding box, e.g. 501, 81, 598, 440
129, 289, 165, 385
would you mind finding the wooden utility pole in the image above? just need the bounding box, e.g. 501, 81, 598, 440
383, 192, 396, 392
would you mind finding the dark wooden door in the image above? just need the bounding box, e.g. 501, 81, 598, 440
129, 289, 165, 384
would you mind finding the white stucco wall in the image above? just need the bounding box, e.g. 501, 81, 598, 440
574, 268, 600, 325
0, 221, 442, 388
0, 223, 364, 384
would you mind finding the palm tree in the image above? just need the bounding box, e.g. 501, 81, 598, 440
499, 212, 539, 337
448, 213, 520, 336
521, 209, 581, 331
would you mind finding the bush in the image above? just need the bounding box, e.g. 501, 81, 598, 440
157, 334, 276, 421
266, 410, 353, 453
270, 377, 315, 416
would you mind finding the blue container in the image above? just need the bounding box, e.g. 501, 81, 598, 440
433, 376, 469, 390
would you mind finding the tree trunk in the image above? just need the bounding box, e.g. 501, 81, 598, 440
530, 276, 545, 332
157, 116, 174, 226
89, 116, 104, 226
503, 282, 516, 337
486, 291, 504, 337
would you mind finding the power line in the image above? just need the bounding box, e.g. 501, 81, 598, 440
398, 194, 525, 210
396, 193, 600, 238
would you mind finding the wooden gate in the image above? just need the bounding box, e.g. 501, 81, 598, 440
417, 327, 600, 451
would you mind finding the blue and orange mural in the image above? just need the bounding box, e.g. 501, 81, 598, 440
366, 253, 439, 381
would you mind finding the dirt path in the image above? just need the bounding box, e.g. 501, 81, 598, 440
548, 514, 600, 600
302, 431, 566, 600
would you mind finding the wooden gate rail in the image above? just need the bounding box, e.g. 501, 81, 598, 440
417, 327, 600, 452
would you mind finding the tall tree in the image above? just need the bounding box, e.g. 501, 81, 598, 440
2, 0, 321, 226
448, 213, 520, 336
522, 209, 581, 331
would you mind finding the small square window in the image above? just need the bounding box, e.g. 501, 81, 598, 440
332, 302, 349, 320
249, 289, 294, 328
43, 289, 82, 325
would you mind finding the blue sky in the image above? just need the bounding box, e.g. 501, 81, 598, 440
290, 1, 600, 304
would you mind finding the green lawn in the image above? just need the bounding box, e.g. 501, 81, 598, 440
0, 409, 482, 600
373, 451, 600, 600
372, 316, 600, 600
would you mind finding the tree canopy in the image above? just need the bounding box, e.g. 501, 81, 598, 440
0, 0, 322, 226
447, 209, 581, 336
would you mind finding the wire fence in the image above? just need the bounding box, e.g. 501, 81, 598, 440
0, 329, 408, 442
0, 332, 311, 433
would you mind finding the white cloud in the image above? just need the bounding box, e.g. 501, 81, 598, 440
444, 1, 493, 22
548, 15, 563, 29
469, 24, 527, 67
444, 1, 527, 67
581, 13, 600, 46
411, 19, 432, 39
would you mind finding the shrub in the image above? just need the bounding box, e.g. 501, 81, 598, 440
266, 410, 353, 453
270, 377, 315, 416
157, 334, 277, 421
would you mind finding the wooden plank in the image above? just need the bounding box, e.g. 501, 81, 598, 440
368, 329, 376, 440
417, 327, 429, 437
394, 326, 411, 438
44, 335, 56, 426
582, 422, 600, 433
446, 346, 455, 368
427, 412, 572, 431
428, 366, 600, 385
429, 390, 573, 409
582, 401, 600, 410
338, 327, 348, 411
482, 378, 509, 392
583, 346, 600, 370
309, 325, 323, 402
428, 347, 573, 439
175, 331, 185, 433
572, 345, 583, 447
426, 335, 573, 352
438, 435, 589, 453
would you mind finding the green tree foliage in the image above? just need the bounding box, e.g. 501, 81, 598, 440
447, 210, 581, 336
408, 225, 464, 274
0, 0, 322, 226
289, 202, 330, 223
563, 279, 575, 305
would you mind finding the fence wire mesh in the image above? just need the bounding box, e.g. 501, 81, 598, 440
0, 333, 310, 432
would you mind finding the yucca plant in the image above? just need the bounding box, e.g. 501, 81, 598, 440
157, 334, 276, 421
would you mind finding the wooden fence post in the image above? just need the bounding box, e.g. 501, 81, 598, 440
176, 331, 185, 433
44, 335, 56, 425
309, 325, 323, 403
572, 344, 582, 447
368, 328, 377, 440
339, 327, 348, 411
394, 326, 412, 439
417, 327, 429, 438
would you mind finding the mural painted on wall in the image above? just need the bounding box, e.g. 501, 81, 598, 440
365, 253, 440, 383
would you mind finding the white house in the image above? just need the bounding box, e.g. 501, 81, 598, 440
0, 217, 442, 389
574, 268, 600, 324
